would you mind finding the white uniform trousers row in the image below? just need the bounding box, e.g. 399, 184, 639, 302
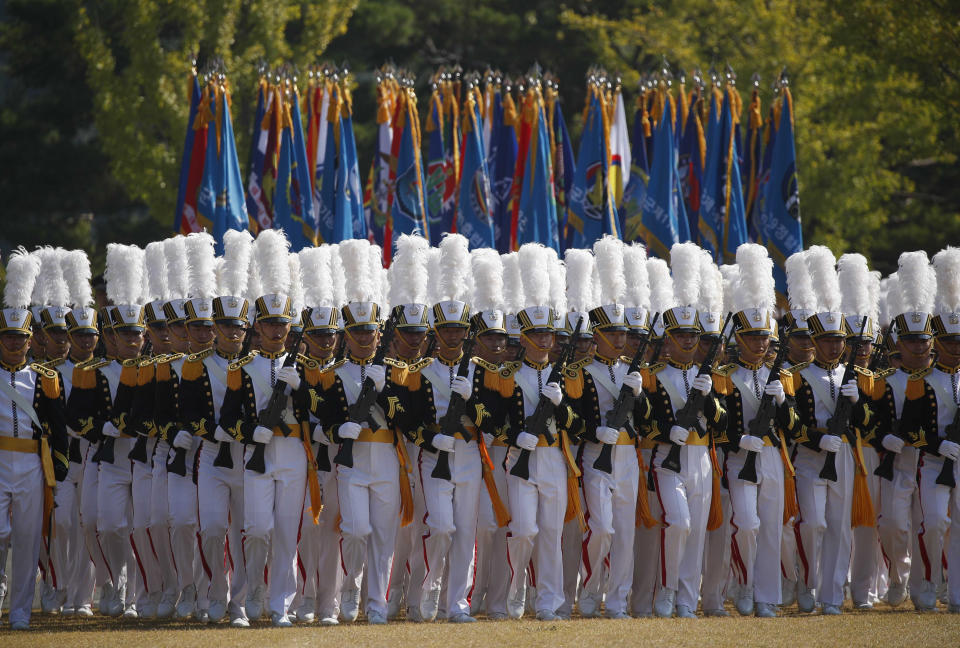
914, 453, 954, 603
0, 448, 44, 626
130, 439, 159, 608
850, 446, 887, 606
149, 439, 177, 604
387, 439, 425, 618
97, 437, 136, 607
471, 442, 509, 618
50, 451, 96, 610
631, 447, 662, 617
877, 446, 919, 590
701, 447, 730, 612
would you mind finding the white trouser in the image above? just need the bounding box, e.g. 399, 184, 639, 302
878, 446, 918, 588
946, 458, 960, 606
560, 486, 584, 616
505, 445, 567, 615
726, 445, 784, 605
794, 442, 854, 606
652, 443, 712, 611
97, 439, 135, 603
243, 435, 307, 617
314, 447, 342, 619
0, 448, 44, 626
914, 453, 952, 596
149, 440, 176, 598
336, 440, 400, 617
167, 439, 201, 595
472, 442, 509, 617
417, 438, 482, 618
579, 441, 639, 615
631, 447, 662, 616
131, 440, 159, 601
80, 446, 109, 595
701, 448, 730, 611
50, 458, 83, 598
851, 446, 886, 605
293, 443, 320, 613
197, 441, 246, 610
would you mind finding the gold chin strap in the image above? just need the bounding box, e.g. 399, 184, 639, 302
593, 328, 623, 356
344, 328, 376, 357
520, 331, 553, 353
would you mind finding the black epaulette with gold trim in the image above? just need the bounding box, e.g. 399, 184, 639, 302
499, 360, 522, 378
29, 362, 58, 379
384, 358, 408, 370
873, 367, 896, 380
562, 357, 591, 379
318, 358, 347, 374
296, 353, 320, 370
471, 356, 500, 372
405, 357, 433, 373
712, 363, 737, 377
227, 353, 257, 372
186, 348, 215, 363
121, 358, 140, 368
157, 352, 186, 365
82, 358, 112, 371
785, 360, 811, 373
138, 356, 157, 368
852, 365, 874, 377
645, 361, 667, 374
908, 367, 932, 381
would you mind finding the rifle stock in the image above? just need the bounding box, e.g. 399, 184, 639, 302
432, 336, 476, 480
821, 317, 868, 482
738, 338, 790, 484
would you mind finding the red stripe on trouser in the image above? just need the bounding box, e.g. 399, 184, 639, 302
652, 468, 668, 587
793, 511, 810, 585
916, 464, 932, 581
130, 533, 150, 592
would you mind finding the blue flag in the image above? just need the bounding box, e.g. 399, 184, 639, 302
698, 91, 724, 259
621, 96, 651, 243
363, 79, 395, 248
512, 87, 559, 252
722, 89, 749, 262
455, 92, 495, 248
174, 74, 202, 234
313, 83, 338, 244
490, 88, 517, 252
214, 88, 250, 252
758, 88, 802, 301
548, 91, 575, 251
639, 94, 684, 259
567, 89, 619, 249
386, 91, 430, 251
274, 91, 317, 250
339, 108, 366, 241
195, 85, 220, 240
678, 90, 705, 244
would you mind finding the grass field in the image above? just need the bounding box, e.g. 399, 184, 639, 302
3, 605, 960, 648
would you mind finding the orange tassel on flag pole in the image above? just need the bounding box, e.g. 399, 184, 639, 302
635, 445, 658, 529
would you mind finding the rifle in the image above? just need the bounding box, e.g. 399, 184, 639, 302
127, 355, 154, 464
820, 316, 868, 481
868, 328, 887, 372
738, 336, 790, 483
213, 326, 256, 468
245, 327, 306, 474
593, 313, 660, 474
431, 335, 476, 480
334, 315, 398, 468
661, 312, 733, 474
510, 319, 583, 480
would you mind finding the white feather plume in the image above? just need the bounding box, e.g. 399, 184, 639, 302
698, 250, 724, 313
3, 247, 41, 309
339, 238, 374, 302
164, 236, 189, 299
300, 246, 334, 307
564, 248, 595, 312
388, 234, 430, 307
669, 242, 702, 307
245, 254, 262, 306
623, 243, 650, 309
933, 247, 960, 314
288, 253, 304, 314
519, 243, 551, 307
867, 271, 881, 324
329, 244, 347, 306
501, 252, 523, 312
719, 264, 739, 316
647, 258, 674, 314
426, 247, 443, 305
37, 247, 70, 307
62, 249, 93, 308
471, 248, 505, 312
368, 244, 389, 312
544, 248, 567, 313
105, 244, 145, 306
785, 250, 817, 311
837, 253, 874, 319
184, 232, 217, 299
144, 242, 168, 302
733, 243, 775, 314
805, 245, 841, 312
220, 229, 253, 297
436, 233, 472, 302
30, 248, 54, 305
880, 273, 901, 325
896, 250, 936, 313
593, 236, 627, 305
254, 229, 292, 296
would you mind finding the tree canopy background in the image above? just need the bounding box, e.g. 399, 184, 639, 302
1, 0, 956, 274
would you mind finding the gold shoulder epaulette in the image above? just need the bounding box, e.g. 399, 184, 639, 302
121, 358, 140, 368
712, 363, 737, 378
620, 355, 632, 364
852, 365, 874, 377
138, 356, 157, 367
73, 357, 98, 370
186, 348, 214, 363
562, 356, 592, 379
227, 354, 256, 372
499, 360, 522, 378
82, 358, 112, 372
296, 353, 320, 370
384, 357, 409, 369
42, 358, 66, 370
873, 367, 896, 380
645, 361, 667, 374
471, 356, 500, 372
157, 352, 185, 365
29, 362, 58, 379
319, 358, 347, 373
908, 367, 933, 381
788, 360, 811, 373
405, 357, 433, 373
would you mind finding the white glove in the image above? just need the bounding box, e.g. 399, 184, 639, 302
739, 435, 765, 453
940, 440, 960, 462
692, 374, 713, 395
764, 380, 786, 406
102, 422, 121, 438
840, 379, 859, 403
213, 426, 232, 443
312, 423, 329, 445
433, 434, 456, 453
338, 421, 362, 440
818, 434, 842, 453
516, 431, 539, 451
276, 365, 301, 390
669, 425, 689, 446
623, 371, 643, 396
452, 375, 472, 400
596, 426, 620, 445
67, 427, 81, 440
542, 381, 563, 406
366, 365, 387, 392
881, 434, 904, 454
172, 429, 193, 450
252, 425, 273, 444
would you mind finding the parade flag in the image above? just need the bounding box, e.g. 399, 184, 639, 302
621, 90, 652, 242
490, 85, 518, 252
609, 85, 631, 211
545, 81, 574, 251
384, 84, 430, 263
273, 86, 317, 250
174, 71, 205, 234
424, 85, 454, 244
637, 93, 684, 259
510, 82, 559, 252
246, 78, 281, 233
567, 84, 618, 249
758, 87, 802, 302
678, 85, 706, 243
311, 77, 337, 243
214, 85, 250, 251
743, 84, 764, 239
336, 84, 366, 241
454, 83, 495, 248
363, 72, 395, 248
722, 87, 749, 263
194, 83, 219, 238
698, 89, 724, 259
